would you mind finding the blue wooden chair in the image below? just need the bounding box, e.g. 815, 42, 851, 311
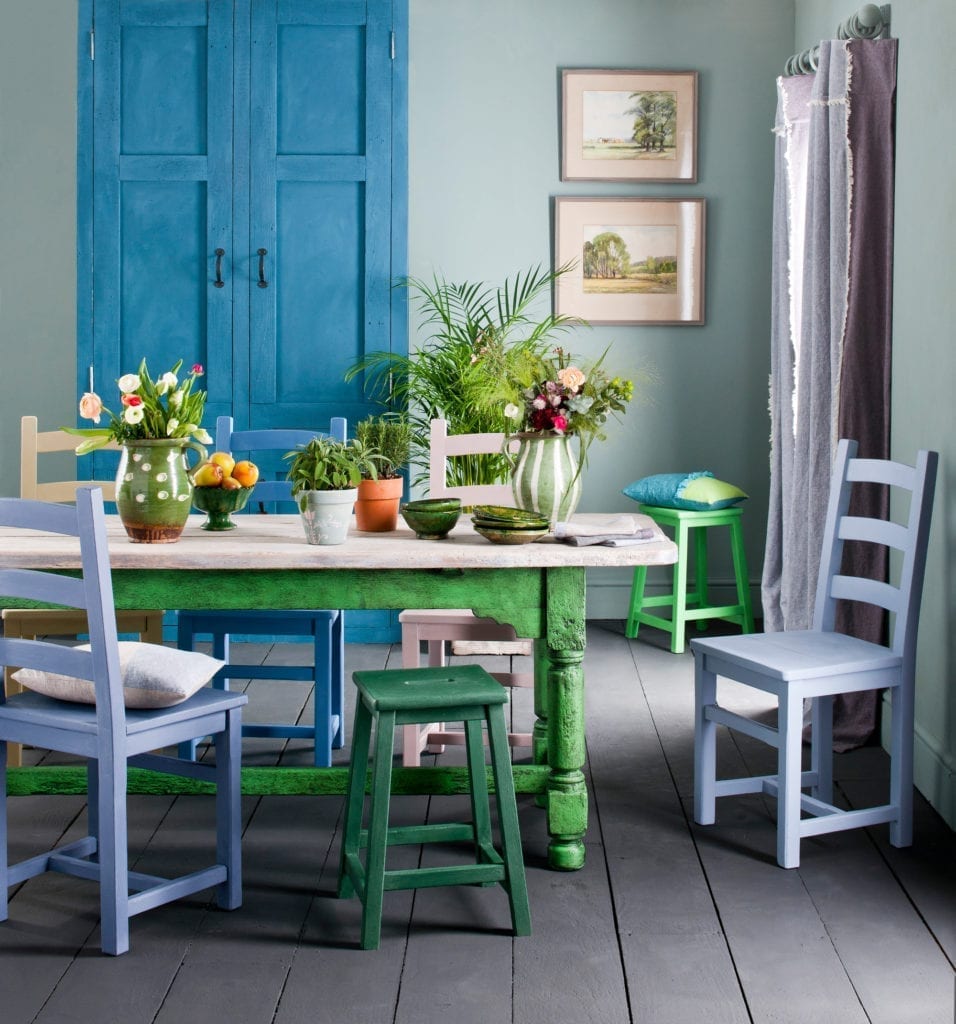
692, 439, 938, 868
177, 416, 347, 767
0, 488, 246, 955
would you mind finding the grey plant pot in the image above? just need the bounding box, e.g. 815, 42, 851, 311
296, 488, 358, 545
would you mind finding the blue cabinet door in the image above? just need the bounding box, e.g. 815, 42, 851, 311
78, 0, 407, 641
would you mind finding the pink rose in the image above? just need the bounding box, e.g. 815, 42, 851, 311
79, 392, 103, 423
552, 414, 568, 433
121, 393, 143, 407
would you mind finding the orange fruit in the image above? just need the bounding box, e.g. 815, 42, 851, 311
232, 460, 259, 488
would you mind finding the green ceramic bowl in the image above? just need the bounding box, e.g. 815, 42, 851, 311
400, 500, 461, 539
192, 485, 254, 531
473, 523, 549, 545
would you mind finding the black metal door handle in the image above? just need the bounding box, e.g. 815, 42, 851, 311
214, 248, 225, 288
257, 248, 268, 288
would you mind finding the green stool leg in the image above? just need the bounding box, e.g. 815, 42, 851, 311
693, 523, 709, 633
360, 708, 398, 951
625, 565, 649, 638
464, 717, 495, 879
338, 698, 373, 900
487, 703, 532, 936
671, 517, 691, 653
729, 517, 755, 632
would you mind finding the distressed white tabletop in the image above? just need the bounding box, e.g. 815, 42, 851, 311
0, 513, 676, 571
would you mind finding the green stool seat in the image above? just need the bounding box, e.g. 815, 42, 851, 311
337, 664, 532, 949
625, 505, 755, 654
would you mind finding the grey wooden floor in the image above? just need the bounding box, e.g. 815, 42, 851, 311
2, 623, 954, 1024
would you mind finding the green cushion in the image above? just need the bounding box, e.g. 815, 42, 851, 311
623, 471, 748, 511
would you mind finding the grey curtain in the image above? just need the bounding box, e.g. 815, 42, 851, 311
763, 38, 898, 749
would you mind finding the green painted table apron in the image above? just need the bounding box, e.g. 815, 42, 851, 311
0, 514, 676, 871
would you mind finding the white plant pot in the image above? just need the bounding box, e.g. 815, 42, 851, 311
296, 488, 357, 545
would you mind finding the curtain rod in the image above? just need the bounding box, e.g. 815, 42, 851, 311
784, 4, 891, 76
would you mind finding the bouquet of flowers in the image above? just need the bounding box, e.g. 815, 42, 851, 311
499, 346, 634, 464
64, 358, 212, 455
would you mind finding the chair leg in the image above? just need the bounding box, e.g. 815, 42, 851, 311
889, 677, 915, 848
312, 618, 334, 768
810, 695, 833, 803
97, 754, 130, 956
331, 611, 345, 750
215, 706, 243, 910
360, 709, 397, 951
777, 693, 804, 869
400, 621, 425, 767
693, 655, 718, 825
486, 704, 531, 936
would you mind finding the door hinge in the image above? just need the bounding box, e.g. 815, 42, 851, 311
90, 28, 95, 60
390, 31, 395, 60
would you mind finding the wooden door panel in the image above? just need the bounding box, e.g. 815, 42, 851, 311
249, 0, 393, 432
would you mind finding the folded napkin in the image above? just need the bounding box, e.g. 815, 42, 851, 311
554, 514, 658, 547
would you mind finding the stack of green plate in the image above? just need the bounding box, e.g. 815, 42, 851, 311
471, 505, 550, 544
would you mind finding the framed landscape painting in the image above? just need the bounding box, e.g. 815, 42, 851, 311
561, 69, 698, 183
554, 197, 706, 325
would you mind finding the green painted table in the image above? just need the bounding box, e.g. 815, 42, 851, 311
1, 514, 676, 870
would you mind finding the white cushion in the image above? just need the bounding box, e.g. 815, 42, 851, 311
13, 642, 223, 709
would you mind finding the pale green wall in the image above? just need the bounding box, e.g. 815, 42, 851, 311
796, 0, 956, 833
408, 0, 794, 613
0, 1, 77, 493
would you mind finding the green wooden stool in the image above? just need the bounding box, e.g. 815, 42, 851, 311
625, 505, 755, 654
337, 664, 532, 950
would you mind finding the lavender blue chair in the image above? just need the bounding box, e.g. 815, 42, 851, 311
692, 439, 938, 868
0, 488, 246, 955
177, 416, 347, 766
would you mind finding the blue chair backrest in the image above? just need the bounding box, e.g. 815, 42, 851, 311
813, 439, 938, 662
0, 488, 126, 734
215, 416, 348, 510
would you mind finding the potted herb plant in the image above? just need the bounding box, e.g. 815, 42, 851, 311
284, 436, 381, 545
353, 414, 411, 531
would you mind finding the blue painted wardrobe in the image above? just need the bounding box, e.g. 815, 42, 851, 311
76, 0, 408, 642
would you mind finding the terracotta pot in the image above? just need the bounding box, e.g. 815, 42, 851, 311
354, 476, 404, 532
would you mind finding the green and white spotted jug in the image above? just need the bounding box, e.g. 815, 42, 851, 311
115, 439, 207, 543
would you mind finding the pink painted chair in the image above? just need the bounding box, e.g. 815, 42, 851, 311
400, 420, 533, 766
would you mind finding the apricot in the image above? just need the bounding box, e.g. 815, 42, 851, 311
192, 461, 224, 488
221, 476, 243, 491
232, 460, 259, 488
209, 451, 236, 478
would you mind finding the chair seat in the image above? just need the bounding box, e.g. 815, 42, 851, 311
692, 630, 902, 682
0, 687, 248, 736
357, 664, 509, 713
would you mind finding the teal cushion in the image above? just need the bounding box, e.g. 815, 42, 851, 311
622, 471, 748, 511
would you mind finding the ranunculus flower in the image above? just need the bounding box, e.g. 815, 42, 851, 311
123, 405, 145, 425
121, 393, 144, 407
79, 392, 103, 423
156, 371, 178, 395
532, 396, 547, 410
552, 414, 568, 433
117, 373, 141, 393
191, 363, 204, 375
504, 403, 522, 420
557, 366, 586, 392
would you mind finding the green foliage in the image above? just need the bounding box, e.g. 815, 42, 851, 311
355, 414, 412, 478
284, 436, 382, 493
345, 264, 579, 486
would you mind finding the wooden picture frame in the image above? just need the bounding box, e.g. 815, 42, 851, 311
554, 197, 706, 325
561, 69, 698, 183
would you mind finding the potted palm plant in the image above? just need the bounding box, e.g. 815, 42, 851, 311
354, 414, 411, 531
345, 264, 578, 488
284, 436, 381, 545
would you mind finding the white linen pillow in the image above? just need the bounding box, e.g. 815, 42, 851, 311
13, 641, 224, 710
